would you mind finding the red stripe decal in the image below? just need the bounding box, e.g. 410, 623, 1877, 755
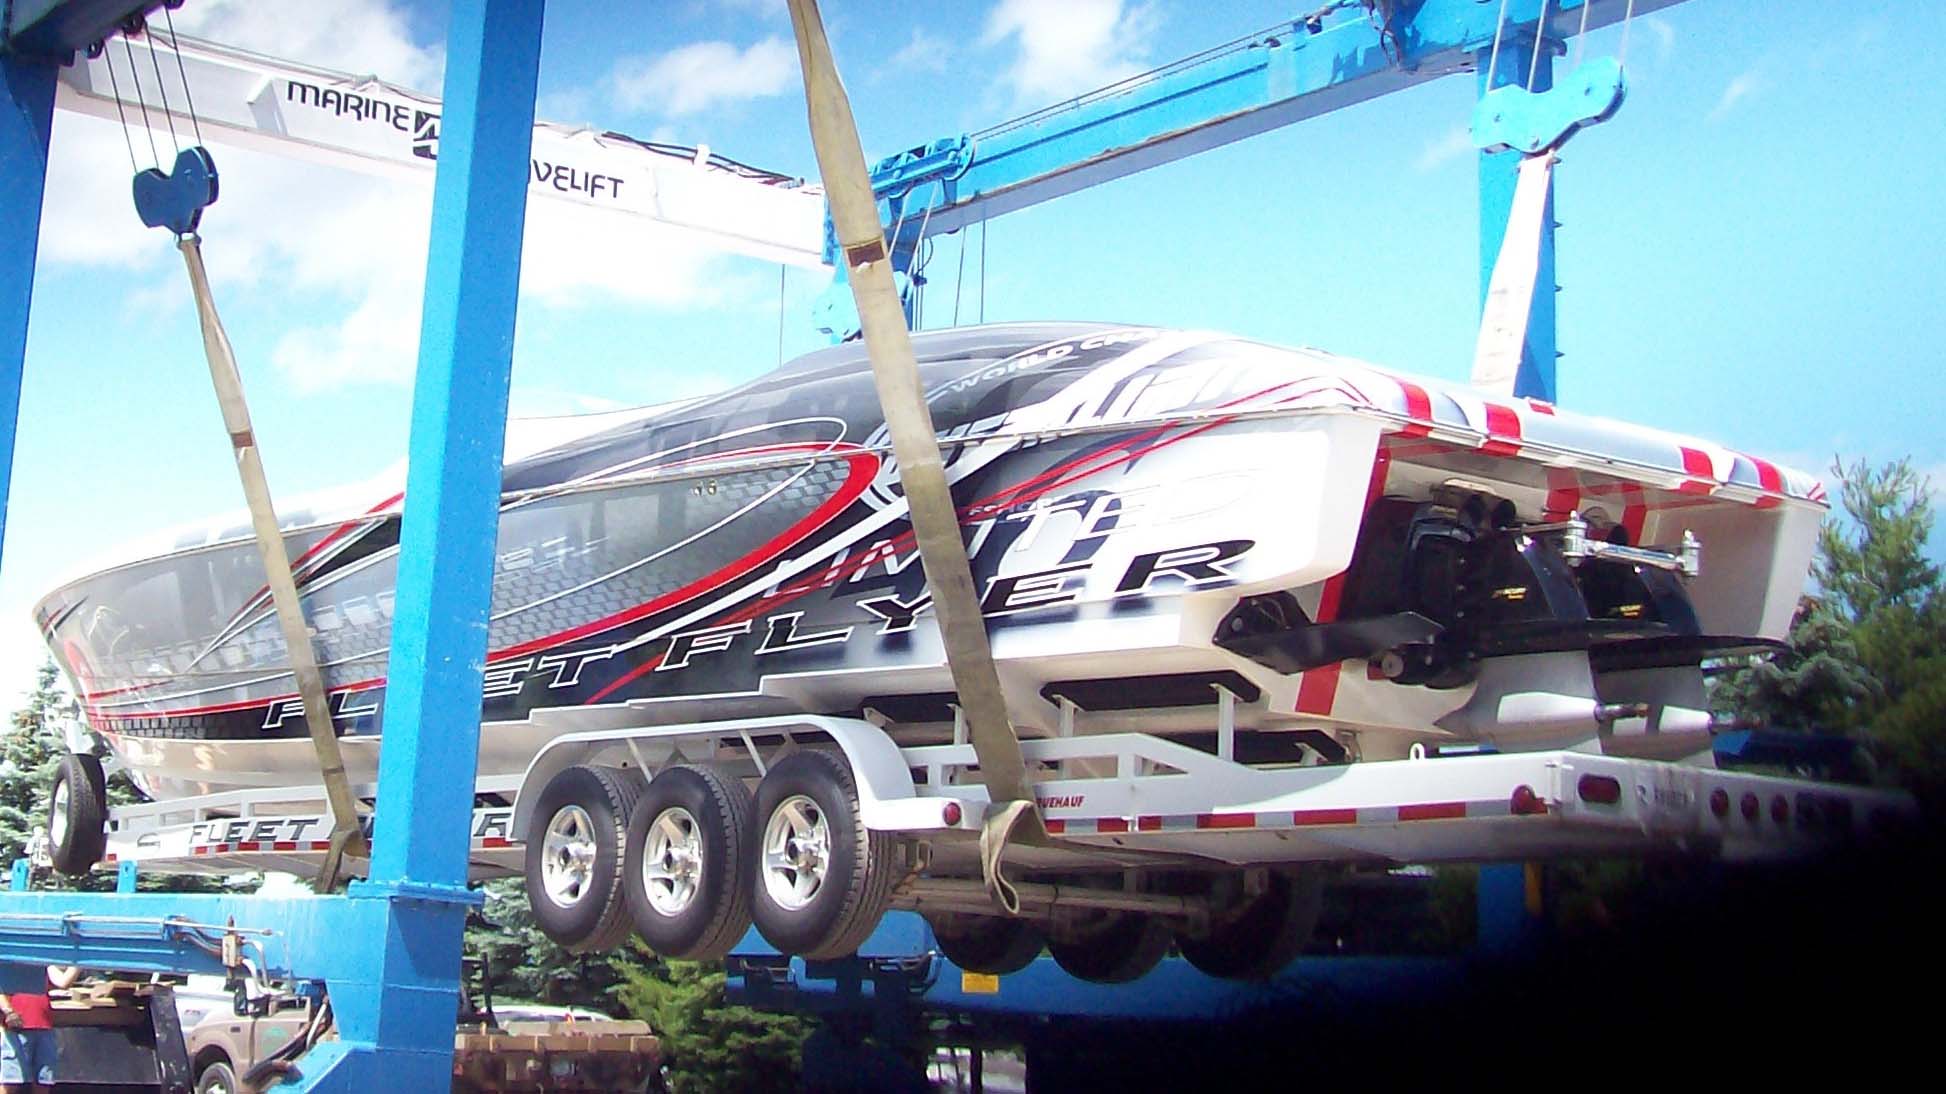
272, 841, 298, 852
1095, 817, 1130, 834
1197, 813, 1256, 830
1136, 816, 1162, 832
1525, 398, 1556, 416
1397, 381, 1433, 437
584, 652, 666, 706
1750, 455, 1784, 510
1398, 802, 1468, 821
1481, 403, 1522, 457
1677, 446, 1715, 495
1042, 819, 1067, 835
1292, 808, 1358, 826
1543, 468, 1580, 520
481, 836, 513, 849
1297, 450, 1391, 715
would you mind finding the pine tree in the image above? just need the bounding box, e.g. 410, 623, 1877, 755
0, 659, 73, 867
465, 878, 631, 1008
609, 944, 810, 1094
1717, 458, 1946, 797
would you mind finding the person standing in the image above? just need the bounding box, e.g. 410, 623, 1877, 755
0, 964, 78, 1094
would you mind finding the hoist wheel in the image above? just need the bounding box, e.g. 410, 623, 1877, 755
1175, 869, 1324, 981
523, 765, 641, 953
750, 750, 900, 960
1046, 909, 1173, 984
623, 765, 755, 961
926, 912, 1045, 976
48, 752, 108, 876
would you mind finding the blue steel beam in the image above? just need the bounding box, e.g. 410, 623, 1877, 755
1476, 30, 1561, 401
0, 51, 56, 570
0, 1, 545, 1089
1, 1, 158, 59
861, 0, 1678, 263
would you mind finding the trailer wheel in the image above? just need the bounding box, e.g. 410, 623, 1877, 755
750, 750, 899, 960
926, 912, 1045, 975
48, 752, 108, 876
623, 765, 755, 960
195, 1058, 239, 1094
1176, 869, 1324, 981
524, 765, 641, 952
1046, 911, 1172, 984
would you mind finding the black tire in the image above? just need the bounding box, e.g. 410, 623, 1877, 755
1046, 911, 1172, 984
195, 1059, 239, 1094
523, 765, 641, 953
1176, 869, 1324, 980
48, 751, 108, 876
623, 765, 755, 960
926, 912, 1044, 975
750, 750, 900, 960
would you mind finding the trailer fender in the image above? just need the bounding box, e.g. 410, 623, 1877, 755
510, 716, 940, 842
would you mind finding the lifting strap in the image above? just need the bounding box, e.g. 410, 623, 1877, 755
784, 0, 1044, 914
179, 236, 369, 888
1471, 149, 1556, 396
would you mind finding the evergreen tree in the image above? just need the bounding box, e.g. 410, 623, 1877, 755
466, 878, 631, 1008
1717, 458, 1946, 797
0, 659, 69, 867
610, 945, 810, 1094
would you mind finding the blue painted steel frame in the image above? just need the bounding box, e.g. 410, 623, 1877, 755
0, 1, 544, 1089
846, 1, 1673, 397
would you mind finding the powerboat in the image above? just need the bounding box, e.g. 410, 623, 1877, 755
35, 323, 1822, 801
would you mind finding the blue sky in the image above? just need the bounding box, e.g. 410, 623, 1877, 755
4, 0, 1942, 701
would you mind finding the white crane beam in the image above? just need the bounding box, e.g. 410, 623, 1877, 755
57, 31, 829, 269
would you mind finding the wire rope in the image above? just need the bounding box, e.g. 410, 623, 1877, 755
160, 4, 206, 146
1527, 0, 1551, 92
140, 25, 183, 158
119, 34, 162, 170
100, 42, 141, 174
1482, 0, 1512, 90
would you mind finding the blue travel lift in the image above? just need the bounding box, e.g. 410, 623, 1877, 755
1, 0, 545, 1088
0, 1, 1670, 1089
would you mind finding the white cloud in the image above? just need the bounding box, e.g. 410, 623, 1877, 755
171, 0, 442, 91
890, 29, 950, 75
1708, 70, 1763, 122
1415, 124, 1474, 172
1639, 15, 1676, 65
983, 0, 1161, 106
610, 37, 798, 117
37, 2, 742, 393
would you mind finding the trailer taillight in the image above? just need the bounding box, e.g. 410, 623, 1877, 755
941, 800, 963, 826
1741, 793, 1760, 822
1771, 795, 1789, 825
1510, 784, 1546, 815
1577, 774, 1622, 805
1709, 788, 1729, 818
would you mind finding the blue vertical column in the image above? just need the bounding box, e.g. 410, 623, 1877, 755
321, 0, 545, 1086
1476, 35, 1559, 403
0, 53, 57, 568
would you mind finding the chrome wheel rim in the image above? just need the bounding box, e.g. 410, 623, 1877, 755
49, 779, 69, 846
641, 806, 703, 917
540, 805, 598, 907
761, 794, 829, 911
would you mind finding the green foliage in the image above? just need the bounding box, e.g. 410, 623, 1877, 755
1717, 457, 1946, 800
465, 878, 630, 1009
0, 659, 74, 867
610, 944, 810, 1094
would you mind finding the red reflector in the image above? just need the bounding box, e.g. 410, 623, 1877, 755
1771, 796, 1789, 825
1709, 788, 1730, 818
1510, 784, 1546, 815
941, 800, 963, 826
1577, 774, 1622, 805
1741, 793, 1760, 822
